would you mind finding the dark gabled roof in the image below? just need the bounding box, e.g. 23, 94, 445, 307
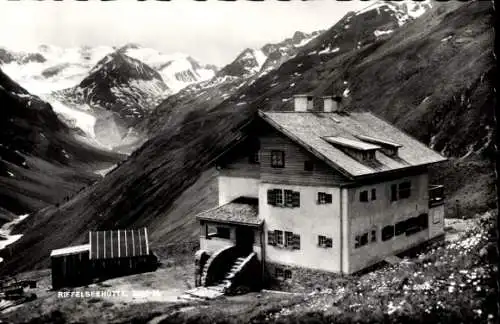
196, 197, 262, 227
258, 110, 447, 178
89, 228, 149, 260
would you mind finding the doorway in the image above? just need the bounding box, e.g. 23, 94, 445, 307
235, 227, 254, 255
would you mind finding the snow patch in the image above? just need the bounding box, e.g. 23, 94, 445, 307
374, 29, 394, 37
441, 35, 453, 42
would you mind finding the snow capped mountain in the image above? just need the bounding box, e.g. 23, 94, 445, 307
59, 52, 167, 134
0, 45, 116, 94
118, 44, 218, 93
217, 30, 322, 79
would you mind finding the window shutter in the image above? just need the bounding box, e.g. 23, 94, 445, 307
267, 231, 276, 246
292, 191, 300, 207
284, 190, 293, 207
326, 238, 333, 248
267, 189, 275, 206
292, 234, 301, 250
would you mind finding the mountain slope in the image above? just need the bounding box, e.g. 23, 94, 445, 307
0, 1, 494, 274
0, 69, 124, 216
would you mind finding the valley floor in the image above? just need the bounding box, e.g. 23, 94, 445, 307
0, 212, 497, 324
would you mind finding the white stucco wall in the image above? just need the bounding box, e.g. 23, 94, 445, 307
260, 183, 342, 272
218, 176, 259, 205
346, 173, 439, 273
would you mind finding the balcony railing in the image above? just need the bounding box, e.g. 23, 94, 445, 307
429, 185, 444, 208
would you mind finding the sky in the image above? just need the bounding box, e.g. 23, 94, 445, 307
0, 0, 370, 66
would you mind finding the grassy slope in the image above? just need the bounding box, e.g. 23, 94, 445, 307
0, 1, 494, 275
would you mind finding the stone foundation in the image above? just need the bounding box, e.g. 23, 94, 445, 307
264, 262, 347, 293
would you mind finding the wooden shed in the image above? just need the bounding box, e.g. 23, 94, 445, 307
88, 228, 158, 281
50, 228, 158, 289
50, 244, 91, 289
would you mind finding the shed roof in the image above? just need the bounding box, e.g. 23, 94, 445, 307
50, 244, 90, 257
196, 197, 262, 227
258, 110, 446, 178
89, 228, 149, 260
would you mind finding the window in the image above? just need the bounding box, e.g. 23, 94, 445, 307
399, 181, 411, 199
207, 225, 230, 239
291, 191, 300, 207
249, 151, 260, 164
284, 190, 293, 207
418, 213, 429, 230
217, 227, 230, 239
361, 151, 375, 161
274, 230, 284, 245
391, 184, 398, 201
318, 192, 332, 204
267, 189, 299, 207
354, 233, 369, 248
370, 229, 377, 242
382, 225, 394, 241
405, 217, 421, 236
267, 189, 283, 206
360, 190, 369, 202
275, 267, 284, 279
371, 189, 376, 201
304, 160, 314, 171
318, 235, 333, 248
271, 150, 285, 168
284, 270, 292, 280
395, 220, 407, 236
285, 231, 294, 247
290, 233, 301, 250
267, 231, 276, 246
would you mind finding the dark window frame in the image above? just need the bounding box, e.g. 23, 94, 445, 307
395, 220, 407, 236
304, 160, 314, 171
274, 230, 284, 246
284, 231, 294, 247
318, 192, 333, 204
391, 184, 398, 201
382, 225, 394, 241
318, 235, 333, 248
271, 150, 285, 168
360, 190, 369, 202
399, 181, 412, 199
275, 267, 284, 279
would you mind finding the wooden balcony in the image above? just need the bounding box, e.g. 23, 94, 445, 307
429, 185, 444, 208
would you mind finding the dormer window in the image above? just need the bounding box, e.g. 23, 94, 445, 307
355, 135, 402, 157
323, 136, 379, 163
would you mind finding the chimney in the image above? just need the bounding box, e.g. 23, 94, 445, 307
322, 95, 343, 112
293, 94, 314, 112
322, 96, 334, 112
